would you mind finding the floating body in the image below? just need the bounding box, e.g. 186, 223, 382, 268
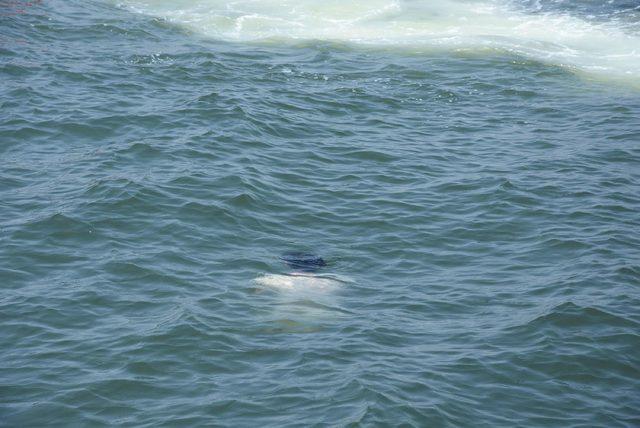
254, 252, 346, 293
255, 272, 340, 293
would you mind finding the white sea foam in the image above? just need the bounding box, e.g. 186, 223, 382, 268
116, 0, 640, 83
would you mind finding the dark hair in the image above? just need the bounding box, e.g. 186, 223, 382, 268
280, 253, 327, 272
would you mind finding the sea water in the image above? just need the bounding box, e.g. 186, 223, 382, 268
1, 0, 639, 425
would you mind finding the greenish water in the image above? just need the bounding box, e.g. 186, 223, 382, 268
1, 0, 640, 426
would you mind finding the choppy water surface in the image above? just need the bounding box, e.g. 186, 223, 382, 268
1, 0, 640, 426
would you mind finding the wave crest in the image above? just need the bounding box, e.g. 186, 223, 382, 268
115, 0, 640, 83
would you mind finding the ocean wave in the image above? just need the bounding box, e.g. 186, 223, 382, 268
114, 0, 640, 83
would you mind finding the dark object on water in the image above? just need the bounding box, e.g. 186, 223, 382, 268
281, 253, 327, 272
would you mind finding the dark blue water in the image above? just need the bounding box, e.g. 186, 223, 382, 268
1, 0, 640, 426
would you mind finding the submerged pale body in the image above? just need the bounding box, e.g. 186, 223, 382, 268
255, 273, 341, 293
